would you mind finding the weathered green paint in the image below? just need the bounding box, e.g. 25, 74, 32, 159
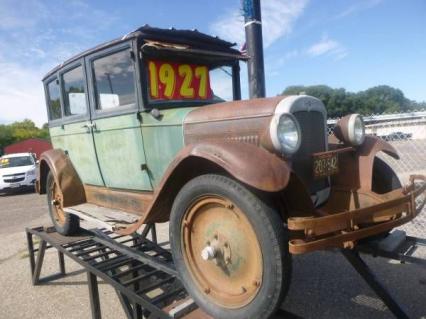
49, 123, 104, 186
93, 113, 152, 191
141, 107, 196, 187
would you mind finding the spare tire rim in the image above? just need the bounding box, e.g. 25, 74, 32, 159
181, 195, 263, 308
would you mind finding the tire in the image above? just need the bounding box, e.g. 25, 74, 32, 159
46, 171, 79, 235
170, 174, 291, 319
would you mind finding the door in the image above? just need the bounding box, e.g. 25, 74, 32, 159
86, 43, 152, 191
46, 62, 104, 186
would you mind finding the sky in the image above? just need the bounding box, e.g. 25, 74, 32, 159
0, 0, 425, 127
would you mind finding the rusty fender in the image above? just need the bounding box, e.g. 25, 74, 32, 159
332, 135, 399, 190
118, 140, 291, 234
37, 149, 86, 207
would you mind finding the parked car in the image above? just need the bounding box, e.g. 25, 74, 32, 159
36, 26, 426, 319
0, 152, 37, 193
380, 131, 413, 141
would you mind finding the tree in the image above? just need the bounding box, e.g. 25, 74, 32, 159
0, 119, 50, 155
281, 84, 415, 117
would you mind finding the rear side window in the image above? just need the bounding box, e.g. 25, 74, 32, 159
93, 50, 136, 110
63, 66, 87, 116
47, 79, 61, 120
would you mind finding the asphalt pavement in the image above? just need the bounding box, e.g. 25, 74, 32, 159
0, 191, 425, 318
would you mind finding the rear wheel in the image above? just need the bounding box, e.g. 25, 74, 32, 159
170, 174, 291, 319
46, 171, 79, 235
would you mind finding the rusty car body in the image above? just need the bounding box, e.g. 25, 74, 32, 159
37, 26, 426, 319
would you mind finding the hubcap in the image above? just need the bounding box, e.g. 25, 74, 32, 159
181, 195, 263, 308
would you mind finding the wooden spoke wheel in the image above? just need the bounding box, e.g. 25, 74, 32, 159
46, 172, 79, 235
49, 177, 66, 226
170, 174, 291, 319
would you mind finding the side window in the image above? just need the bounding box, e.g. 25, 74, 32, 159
92, 50, 136, 110
47, 79, 61, 120
62, 66, 87, 116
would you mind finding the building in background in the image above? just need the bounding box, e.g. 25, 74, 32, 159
4, 138, 52, 159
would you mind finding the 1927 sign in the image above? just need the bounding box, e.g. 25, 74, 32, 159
147, 60, 212, 100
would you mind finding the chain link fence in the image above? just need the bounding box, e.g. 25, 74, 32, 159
328, 110, 426, 237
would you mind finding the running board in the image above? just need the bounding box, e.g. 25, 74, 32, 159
64, 203, 139, 231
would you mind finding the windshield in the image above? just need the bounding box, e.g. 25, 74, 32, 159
146, 59, 234, 105
0, 156, 34, 168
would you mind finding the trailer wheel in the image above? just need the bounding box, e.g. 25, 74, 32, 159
46, 171, 79, 235
170, 174, 291, 319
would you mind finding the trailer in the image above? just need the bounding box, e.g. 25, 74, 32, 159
26, 225, 426, 319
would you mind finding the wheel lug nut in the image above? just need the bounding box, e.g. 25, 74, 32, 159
241, 286, 246, 293
224, 242, 229, 248
204, 287, 210, 294
253, 280, 260, 287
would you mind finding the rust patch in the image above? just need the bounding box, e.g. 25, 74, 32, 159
84, 185, 153, 216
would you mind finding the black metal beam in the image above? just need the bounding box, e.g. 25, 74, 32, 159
32, 240, 47, 285
87, 272, 102, 319
242, 0, 266, 98
341, 249, 410, 319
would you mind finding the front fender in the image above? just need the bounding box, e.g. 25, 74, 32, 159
188, 140, 291, 192
37, 149, 86, 207
332, 135, 399, 190
119, 141, 291, 232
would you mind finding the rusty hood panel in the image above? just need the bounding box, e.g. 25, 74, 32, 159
184, 96, 284, 148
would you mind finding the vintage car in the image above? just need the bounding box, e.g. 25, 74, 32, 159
37, 26, 426, 319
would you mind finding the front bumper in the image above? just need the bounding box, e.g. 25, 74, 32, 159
288, 175, 426, 254
0, 176, 36, 192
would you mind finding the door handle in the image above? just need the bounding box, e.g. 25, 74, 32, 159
82, 122, 96, 129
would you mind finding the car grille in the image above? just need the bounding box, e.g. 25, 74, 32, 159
2, 173, 26, 183
291, 111, 328, 194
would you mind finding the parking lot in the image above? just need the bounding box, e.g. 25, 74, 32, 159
0, 191, 425, 319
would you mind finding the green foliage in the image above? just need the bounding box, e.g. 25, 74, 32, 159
281, 85, 418, 118
0, 119, 49, 155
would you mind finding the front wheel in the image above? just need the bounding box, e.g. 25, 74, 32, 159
170, 174, 291, 319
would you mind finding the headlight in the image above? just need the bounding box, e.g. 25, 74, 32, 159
334, 114, 365, 146
270, 113, 301, 155
26, 169, 36, 176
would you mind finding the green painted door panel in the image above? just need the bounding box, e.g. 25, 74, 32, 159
92, 113, 152, 191
49, 123, 104, 186
141, 107, 195, 187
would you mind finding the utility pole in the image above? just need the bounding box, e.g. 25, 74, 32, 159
242, 0, 266, 99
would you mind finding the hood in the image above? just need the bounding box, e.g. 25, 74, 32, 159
0, 165, 35, 176
184, 96, 285, 149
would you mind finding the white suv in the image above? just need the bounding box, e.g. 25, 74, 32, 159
0, 153, 37, 192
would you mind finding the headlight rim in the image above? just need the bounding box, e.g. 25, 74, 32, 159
347, 113, 365, 146
270, 113, 302, 155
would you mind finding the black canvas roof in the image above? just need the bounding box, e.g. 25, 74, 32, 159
43, 25, 241, 81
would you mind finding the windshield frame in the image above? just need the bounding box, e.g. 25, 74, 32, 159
138, 46, 241, 110
0, 156, 35, 169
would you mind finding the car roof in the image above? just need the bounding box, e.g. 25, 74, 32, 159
43, 25, 242, 81
1, 153, 34, 158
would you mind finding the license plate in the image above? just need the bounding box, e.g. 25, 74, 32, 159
313, 152, 339, 179
9, 183, 20, 188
